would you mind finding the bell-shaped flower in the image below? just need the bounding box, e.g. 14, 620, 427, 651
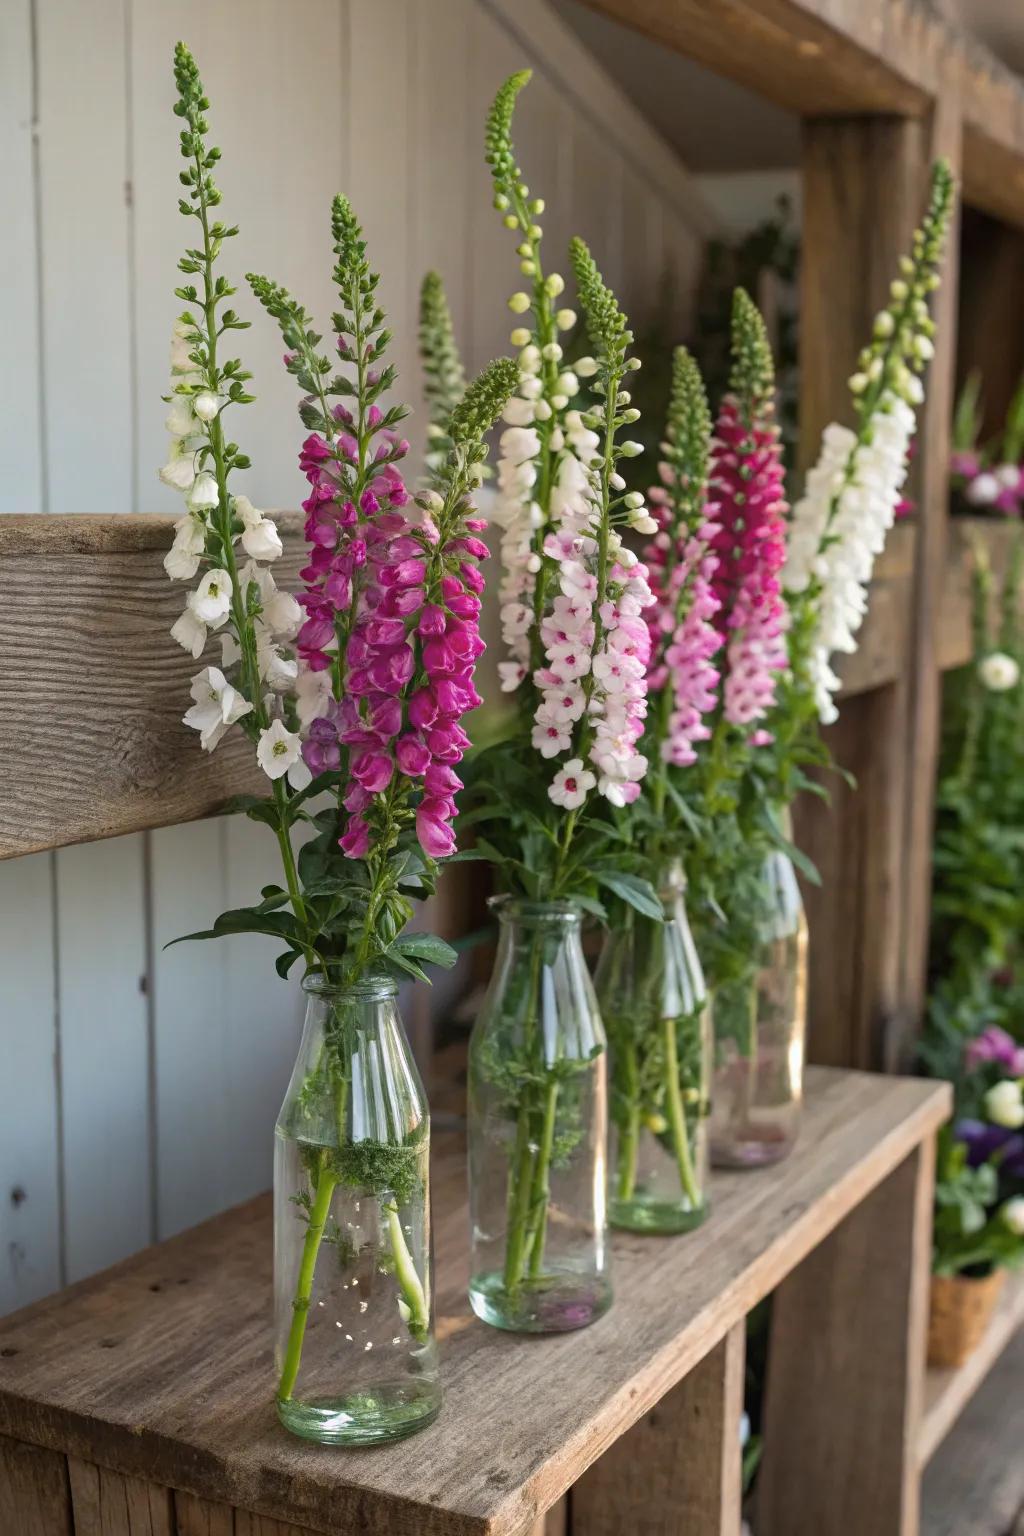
163, 512, 207, 581
256, 718, 306, 783
189, 568, 232, 628
235, 495, 283, 561
187, 470, 220, 511
170, 604, 207, 659
183, 666, 253, 752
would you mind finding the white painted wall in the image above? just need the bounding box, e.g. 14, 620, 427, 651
0, 0, 712, 1315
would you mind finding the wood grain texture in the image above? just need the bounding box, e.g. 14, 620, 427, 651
794, 116, 924, 1071
0, 514, 304, 860
0, 1069, 948, 1536
759, 1137, 936, 1536
576, 0, 1024, 226
573, 1322, 744, 1536
919, 1271, 1024, 1468
68, 1457, 173, 1535
920, 1324, 1024, 1536
0, 1432, 72, 1536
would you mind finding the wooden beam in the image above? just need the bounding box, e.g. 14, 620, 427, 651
577, 0, 1024, 229
759, 1137, 935, 1536
0, 514, 303, 860
573, 1323, 744, 1535
794, 116, 927, 1070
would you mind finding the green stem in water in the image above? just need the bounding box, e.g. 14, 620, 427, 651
277, 1154, 338, 1402
385, 1200, 429, 1342
615, 1041, 641, 1203
663, 1013, 702, 1210
503, 1100, 536, 1292
525, 1076, 560, 1278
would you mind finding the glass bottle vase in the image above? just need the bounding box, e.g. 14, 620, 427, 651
595, 861, 711, 1233
274, 974, 441, 1445
468, 898, 612, 1333
709, 825, 808, 1169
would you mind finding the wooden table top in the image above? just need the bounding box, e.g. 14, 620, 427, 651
0, 1066, 949, 1536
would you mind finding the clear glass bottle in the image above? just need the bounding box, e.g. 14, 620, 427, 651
595, 861, 711, 1233
468, 898, 612, 1333
709, 817, 808, 1169
274, 974, 440, 1445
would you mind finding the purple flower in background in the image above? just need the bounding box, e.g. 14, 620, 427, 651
955, 1118, 1024, 1179
964, 1025, 1024, 1077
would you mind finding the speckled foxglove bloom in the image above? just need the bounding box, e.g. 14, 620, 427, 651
251, 202, 515, 877
643, 346, 722, 773
785, 160, 955, 723
159, 46, 305, 795
709, 290, 789, 737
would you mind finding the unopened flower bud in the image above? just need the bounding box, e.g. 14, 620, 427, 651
914, 334, 935, 361
493, 193, 509, 211
873, 311, 895, 339
552, 393, 568, 410
624, 492, 644, 510
890, 279, 909, 301
193, 391, 219, 422
541, 342, 563, 362
555, 308, 576, 331
848, 372, 869, 395
534, 398, 552, 421
520, 259, 536, 276
626, 356, 641, 371
544, 273, 565, 298
610, 472, 625, 491
531, 197, 545, 215
556, 372, 578, 396
508, 292, 531, 314
576, 356, 598, 378
622, 408, 640, 423
632, 514, 658, 535
620, 440, 644, 458
503, 213, 519, 231
510, 327, 531, 347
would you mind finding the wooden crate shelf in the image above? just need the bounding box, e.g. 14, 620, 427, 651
918, 1272, 1024, 1469
0, 1067, 948, 1536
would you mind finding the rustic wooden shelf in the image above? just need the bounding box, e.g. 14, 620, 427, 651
918, 1272, 1024, 1470
0, 1067, 948, 1536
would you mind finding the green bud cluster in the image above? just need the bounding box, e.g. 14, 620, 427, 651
664, 346, 712, 532
570, 237, 630, 378
419, 270, 467, 432
728, 288, 775, 428
485, 70, 532, 214
449, 356, 519, 447
847, 157, 955, 417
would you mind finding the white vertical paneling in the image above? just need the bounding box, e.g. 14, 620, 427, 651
0, 855, 60, 1314
130, 0, 347, 515
467, 4, 527, 373
220, 815, 302, 1202
56, 837, 150, 1280
348, 0, 415, 420
0, 0, 42, 514
36, 0, 133, 514
151, 819, 229, 1238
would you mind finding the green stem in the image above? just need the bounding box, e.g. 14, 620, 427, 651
525, 1076, 560, 1277
663, 1013, 701, 1210
385, 1200, 429, 1341
615, 1041, 641, 1203
277, 1155, 338, 1402
503, 1101, 536, 1292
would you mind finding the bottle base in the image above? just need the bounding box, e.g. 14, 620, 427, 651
610, 1197, 709, 1234
710, 1132, 795, 1170
276, 1380, 442, 1446
469, 1270, 612, 1333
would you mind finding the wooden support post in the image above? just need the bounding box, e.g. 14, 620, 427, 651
758, 1137, 935, 1536
795, 107, 960, 1068
571, 1322, 745, 1535
0, 1434, 72, 1536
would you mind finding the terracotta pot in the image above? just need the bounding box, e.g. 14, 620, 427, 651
927, 1270, 1005, 1369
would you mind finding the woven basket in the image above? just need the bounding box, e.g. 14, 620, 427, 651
927, 1270, 1005, 1369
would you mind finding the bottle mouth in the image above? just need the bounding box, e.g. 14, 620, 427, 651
488, 894, 583, 926
302, 970, 399, 1001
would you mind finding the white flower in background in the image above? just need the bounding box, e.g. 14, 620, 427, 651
171, 604, 208, 660
183, 666, 253, 752
548, 757, 596, 809
187, 470, 220, 512
169, 318, 200, 377
165, 396, 196, 437
1000, 1197, 1024, 1237
965, 472, 999, 506
257, 719, 310, 787
189, 568, 232, 627
978, 651, 1020, 692
259, 638, 298, 692
985, 1079, 1024, 1129
163, 511, 207, 581
295, 668, 333, 728
237, 560, 302, 639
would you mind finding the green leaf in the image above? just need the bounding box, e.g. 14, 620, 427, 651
164, 904, 303, 949
390, 933, 458, 970
594, 869, 664, 922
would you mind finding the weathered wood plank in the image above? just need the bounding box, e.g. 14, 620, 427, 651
573, 1322, 744, 1535
68, 1456, 173, 1535
0, 514, 303, 860
173, 1490, 235, 1536
759, 1137, 935, 1536
919, 1272, 1024, 1469
0, 1432, 72, 1536
576, 0, 1024, 227
0, 1070, 948, 1536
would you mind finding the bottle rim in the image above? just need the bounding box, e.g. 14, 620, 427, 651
488, 893, 584, 925
301, 969, 399, 1000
